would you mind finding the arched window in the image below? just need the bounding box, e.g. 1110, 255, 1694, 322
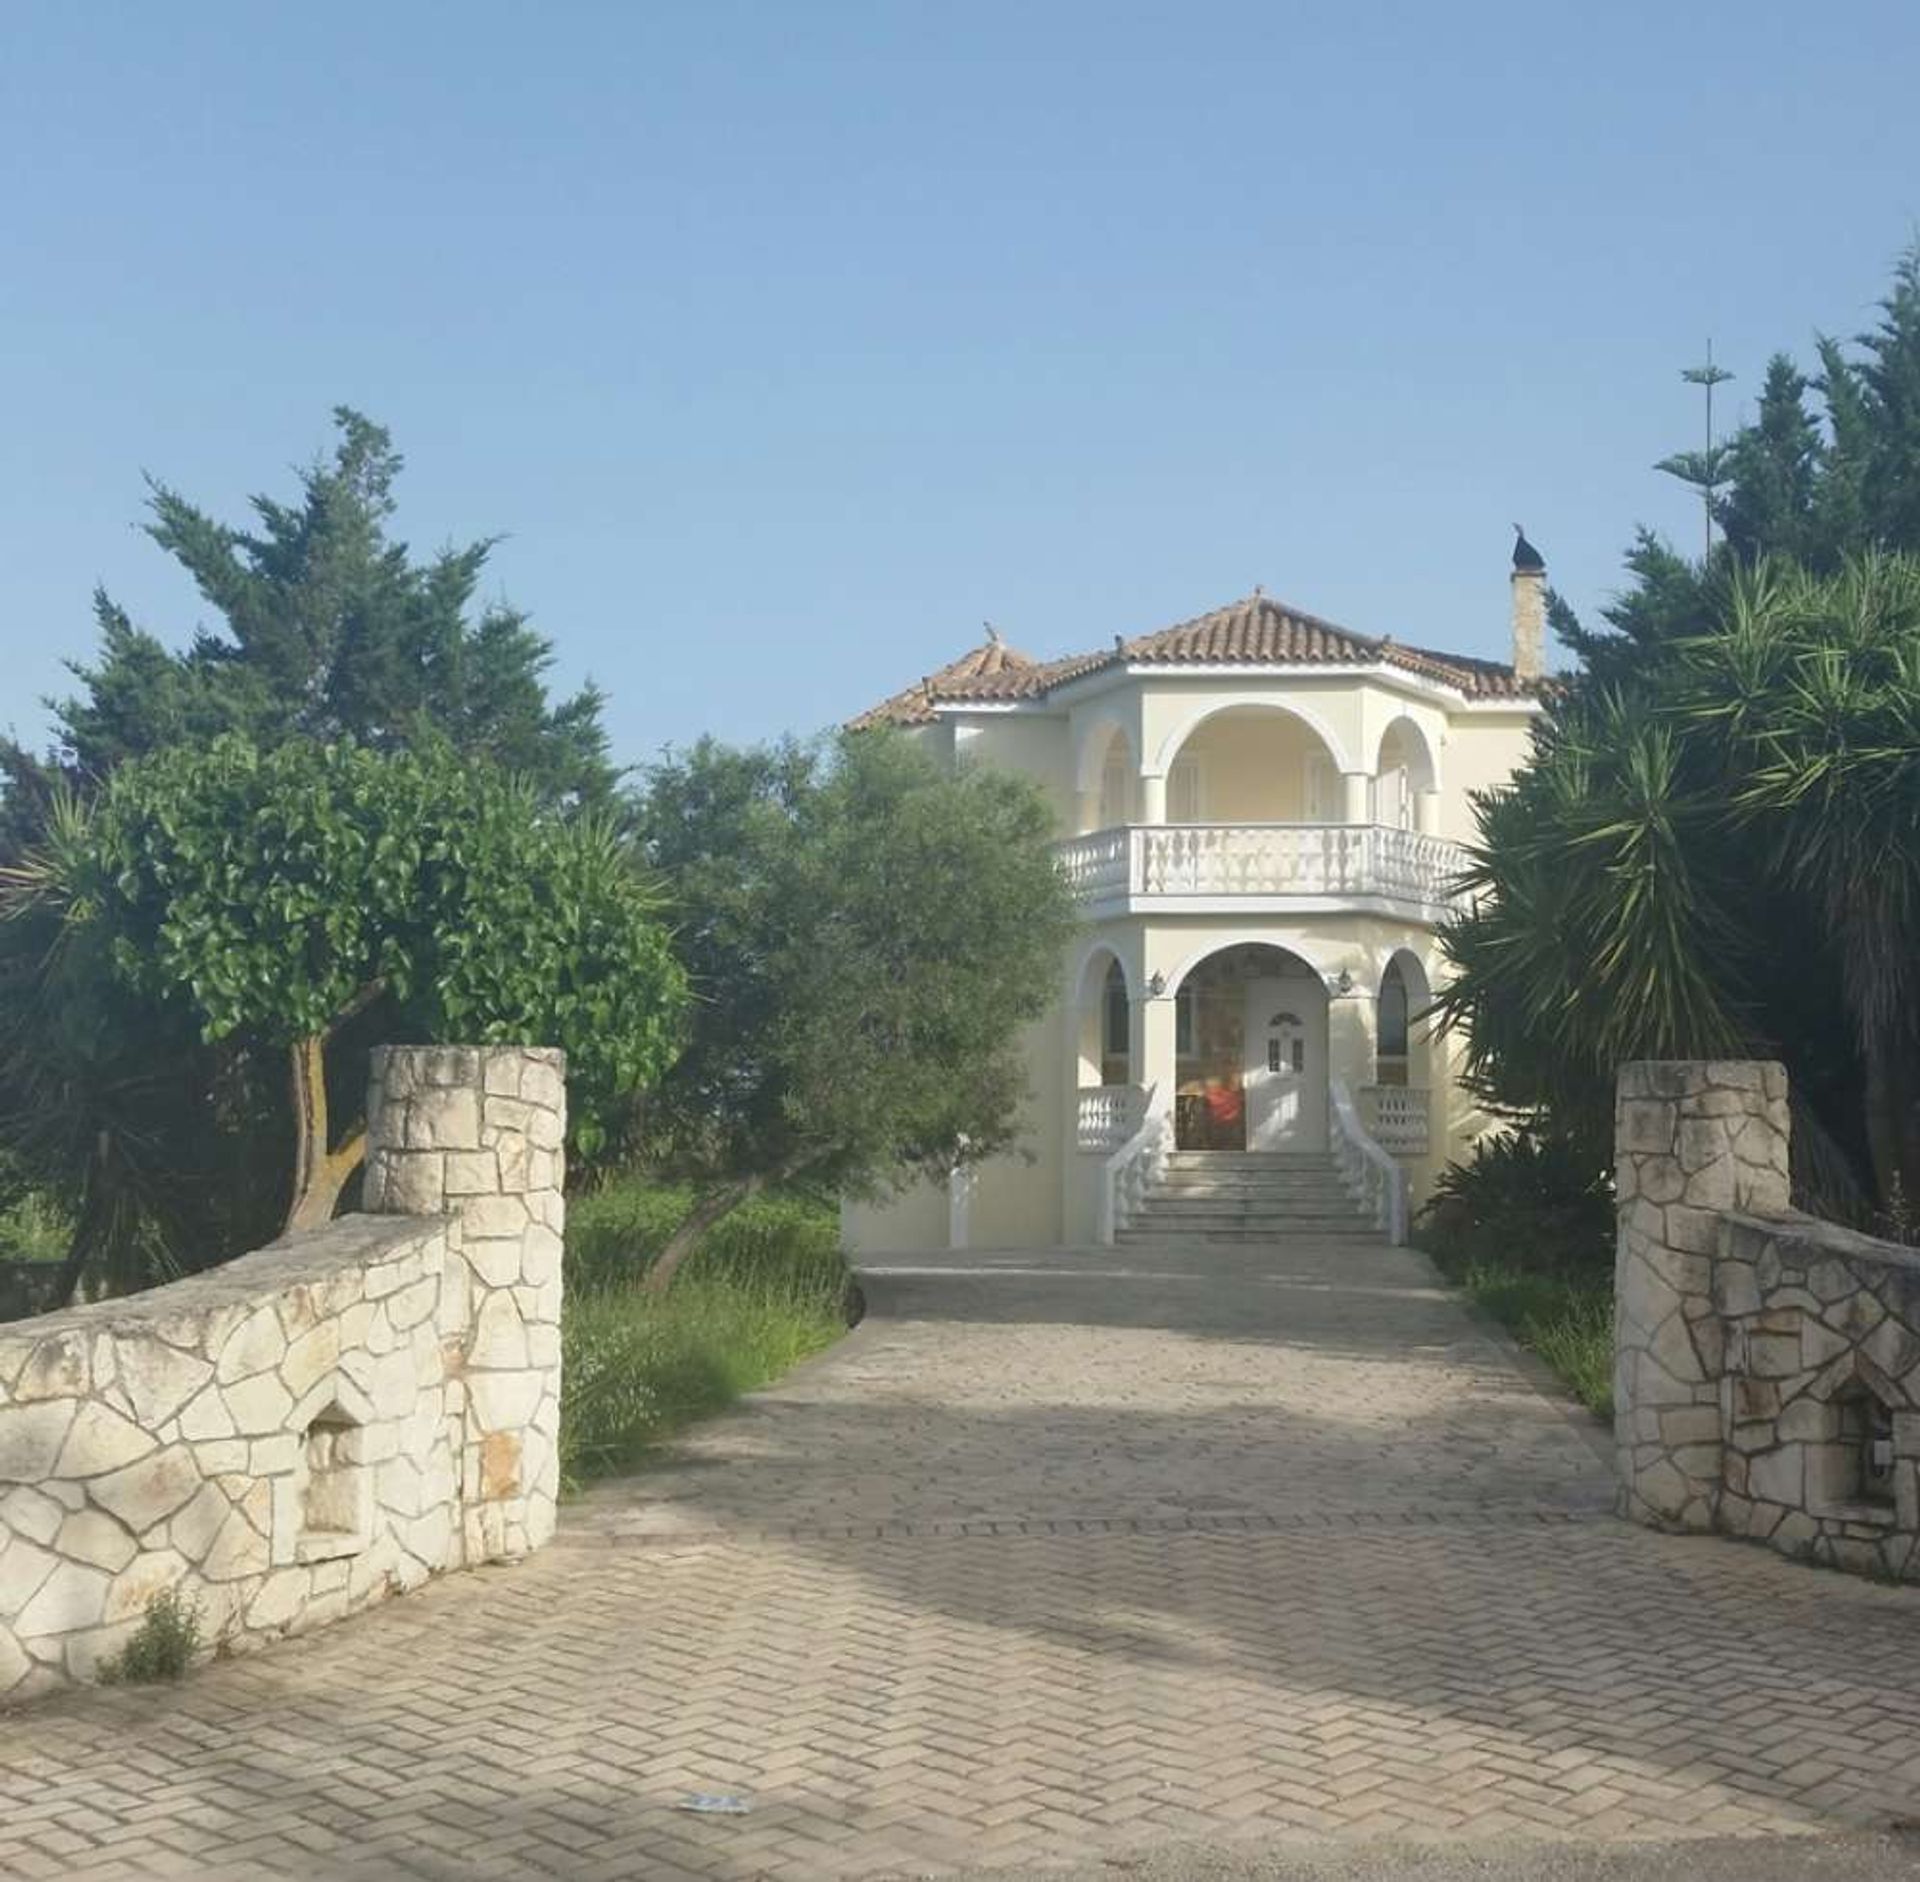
1377, 960, 1409, 1085
1102, 960, 1129, 1068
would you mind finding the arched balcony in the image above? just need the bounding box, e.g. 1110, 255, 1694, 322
1374, 716, 1440, 834
1072, 948, 1146, 1154
1359, 949, 1434, 1155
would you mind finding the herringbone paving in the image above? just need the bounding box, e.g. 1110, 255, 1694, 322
4, 1238, 1920, 1878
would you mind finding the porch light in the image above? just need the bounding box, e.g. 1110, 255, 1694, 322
1328, 968, 1354, 995
1145, 971, 1167, 998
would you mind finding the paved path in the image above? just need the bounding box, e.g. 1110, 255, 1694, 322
4, 1237, 1920, 1879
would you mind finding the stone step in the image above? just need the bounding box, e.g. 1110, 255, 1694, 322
1116, 1227, 1380, 1245
1144, 1186, 1361, 1204
1121, 1229, 1382, 1244
1139, 1196, 1358, 1216
1160, 1153, 1341, 1170
1148, 1177, 1357, 1196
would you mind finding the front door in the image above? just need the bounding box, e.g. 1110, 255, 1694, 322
1243, 977, 1328, 1151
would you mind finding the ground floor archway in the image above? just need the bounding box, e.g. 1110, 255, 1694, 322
1169, 942, 1329, 1152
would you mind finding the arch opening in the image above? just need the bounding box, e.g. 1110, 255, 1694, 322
1374, 717, 1437, 831
1074, 948, 1132, 1090
1077, 721, 1135, 831
1376, 948, 1434, 1091
1818, 1376, 1899, 1512
297, 1402, 371, 1563
1158, 706, 1345, 824
1169, 943, 1328, 1153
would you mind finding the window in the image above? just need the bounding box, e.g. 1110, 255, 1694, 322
1378, 967, 1409, 1059
1102, 961, 1129, 1062
1267, 1012, 1304, 1075
1175, 982, 1195, 1056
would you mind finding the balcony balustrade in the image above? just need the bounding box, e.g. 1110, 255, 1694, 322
1075, 1084, 1147, 1154
1056, 823, 1471, 918
1359, 1083, 1431, 1156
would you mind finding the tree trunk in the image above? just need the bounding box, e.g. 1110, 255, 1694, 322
642, 1175, 764, 1297
1862, 1033, 1904, 1216
281, 981, 386, 1235
48, 1134, 113, 1309
282, 1049, 372, 1235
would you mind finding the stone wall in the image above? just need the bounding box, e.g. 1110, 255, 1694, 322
0, 1045, 564, 1703
1614, 1059, 1920, 1582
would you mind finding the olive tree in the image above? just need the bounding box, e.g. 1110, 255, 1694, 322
630, 729, 1079, 1293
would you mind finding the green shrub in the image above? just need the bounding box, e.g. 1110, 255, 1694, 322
1420, 1128, 1614, 1284
98, 1588, 201, 1684
558, 1177, 852, 1490
0, 1187, 70, 1266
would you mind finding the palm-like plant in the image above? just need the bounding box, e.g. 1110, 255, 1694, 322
1438, 553, 1920, 1214
0, 789, 284, 1305
1674, 553, 1920, 1199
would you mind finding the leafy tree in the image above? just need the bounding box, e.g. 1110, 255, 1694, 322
4, 739, 686, 1262
629, 729, 1078, 1293
39, 408, 615, 807
1437, 553, 1920, 1216
0, 413, 634, 1302
1717, 356, 1825, 567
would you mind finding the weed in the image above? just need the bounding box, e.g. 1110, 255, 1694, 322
98, 1588, 202, 1684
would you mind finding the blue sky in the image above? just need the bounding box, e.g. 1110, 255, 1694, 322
4, 2, 1917, 769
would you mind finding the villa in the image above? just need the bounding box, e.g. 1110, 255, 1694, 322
842, 547, 1547, 1253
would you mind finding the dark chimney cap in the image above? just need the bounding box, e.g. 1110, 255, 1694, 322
1512, 524, 1546, 574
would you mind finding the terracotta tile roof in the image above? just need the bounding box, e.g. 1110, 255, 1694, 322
851, 592, 1536, 727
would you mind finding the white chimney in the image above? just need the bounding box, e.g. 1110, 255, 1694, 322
1510, 526, 1546, 683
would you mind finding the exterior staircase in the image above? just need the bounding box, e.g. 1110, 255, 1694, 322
1115, 1150, 1377, 1245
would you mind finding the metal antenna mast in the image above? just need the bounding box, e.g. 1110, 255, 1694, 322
1681, 341, 1734, 558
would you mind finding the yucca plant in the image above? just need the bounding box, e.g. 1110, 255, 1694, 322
1438, 552, 1920, 1220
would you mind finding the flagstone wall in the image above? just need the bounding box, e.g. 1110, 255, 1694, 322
1615, 1059, 1920, 1582
0, 1045, 565, 1703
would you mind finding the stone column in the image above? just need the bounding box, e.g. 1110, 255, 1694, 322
1413, 787, 1442, 836
1341, 771, 1373, 824
1138, 772, 1167, 825
1613, 1060, 1789, 1532
363, 1047, 566, 1564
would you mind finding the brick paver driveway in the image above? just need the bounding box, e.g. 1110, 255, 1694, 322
5, 1236, 1920, 1879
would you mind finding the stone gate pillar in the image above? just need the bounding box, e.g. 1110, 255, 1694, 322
1613, 1060, 1789, 1531
363, 1047, 566, 1564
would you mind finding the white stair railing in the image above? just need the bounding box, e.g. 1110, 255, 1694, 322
1097, 1085, 1167, 1246
1329, 1078, 1408, 1245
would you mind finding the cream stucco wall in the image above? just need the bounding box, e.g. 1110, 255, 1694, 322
1433, 710, 1534, 842
951, 715, 1074, 830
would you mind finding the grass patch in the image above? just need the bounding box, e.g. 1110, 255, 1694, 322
1443, 1256, 1615, 1418
559, 1179, 853, 1490
1417, 1131, 1616, 1419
